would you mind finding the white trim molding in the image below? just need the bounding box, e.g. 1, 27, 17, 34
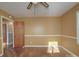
0, 37, 3, 56
0, 16, 14, 56
62, 35, 76, 39
24, 35, 62, 37
24, 35, 76, 39
1, 16, 13, 22
0, 16, 4, 57
59, 46, 77, 57
23, 45, 48, 48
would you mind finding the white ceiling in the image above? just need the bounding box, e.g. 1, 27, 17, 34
0, 2, 78, 17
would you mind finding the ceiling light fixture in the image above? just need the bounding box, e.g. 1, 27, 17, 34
27, 2, 49, 9
32, 2, 38, 5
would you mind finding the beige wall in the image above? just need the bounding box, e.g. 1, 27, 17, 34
0, 9, 10, 18
62, 4, 79, 37
14, 3, 79, 56
62, 4, 79, 56
15, 17, 62, 45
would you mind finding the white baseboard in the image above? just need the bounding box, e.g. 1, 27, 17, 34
59, 46, 77, 57
23, 45, 77, 57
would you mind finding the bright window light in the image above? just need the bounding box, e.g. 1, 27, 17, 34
47, 41, 60, 54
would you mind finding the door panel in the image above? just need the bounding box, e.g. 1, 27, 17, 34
14, 21, 24, 48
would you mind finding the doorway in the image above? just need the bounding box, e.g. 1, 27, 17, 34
1, 16, 14, 49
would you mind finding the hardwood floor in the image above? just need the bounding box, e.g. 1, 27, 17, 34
3, 47, 74, 57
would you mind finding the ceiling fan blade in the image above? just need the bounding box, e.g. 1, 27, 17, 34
40, 2, 49, 7
27, 2, 33, 9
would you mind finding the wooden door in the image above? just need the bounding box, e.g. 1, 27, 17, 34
14, 21, 24, 48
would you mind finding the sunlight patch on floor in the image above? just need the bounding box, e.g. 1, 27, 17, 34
47, 41, 60, 54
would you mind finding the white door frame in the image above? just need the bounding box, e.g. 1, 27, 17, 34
0, 16, 14, 56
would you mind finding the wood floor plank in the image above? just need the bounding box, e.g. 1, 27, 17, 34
3, 47, 74, 57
